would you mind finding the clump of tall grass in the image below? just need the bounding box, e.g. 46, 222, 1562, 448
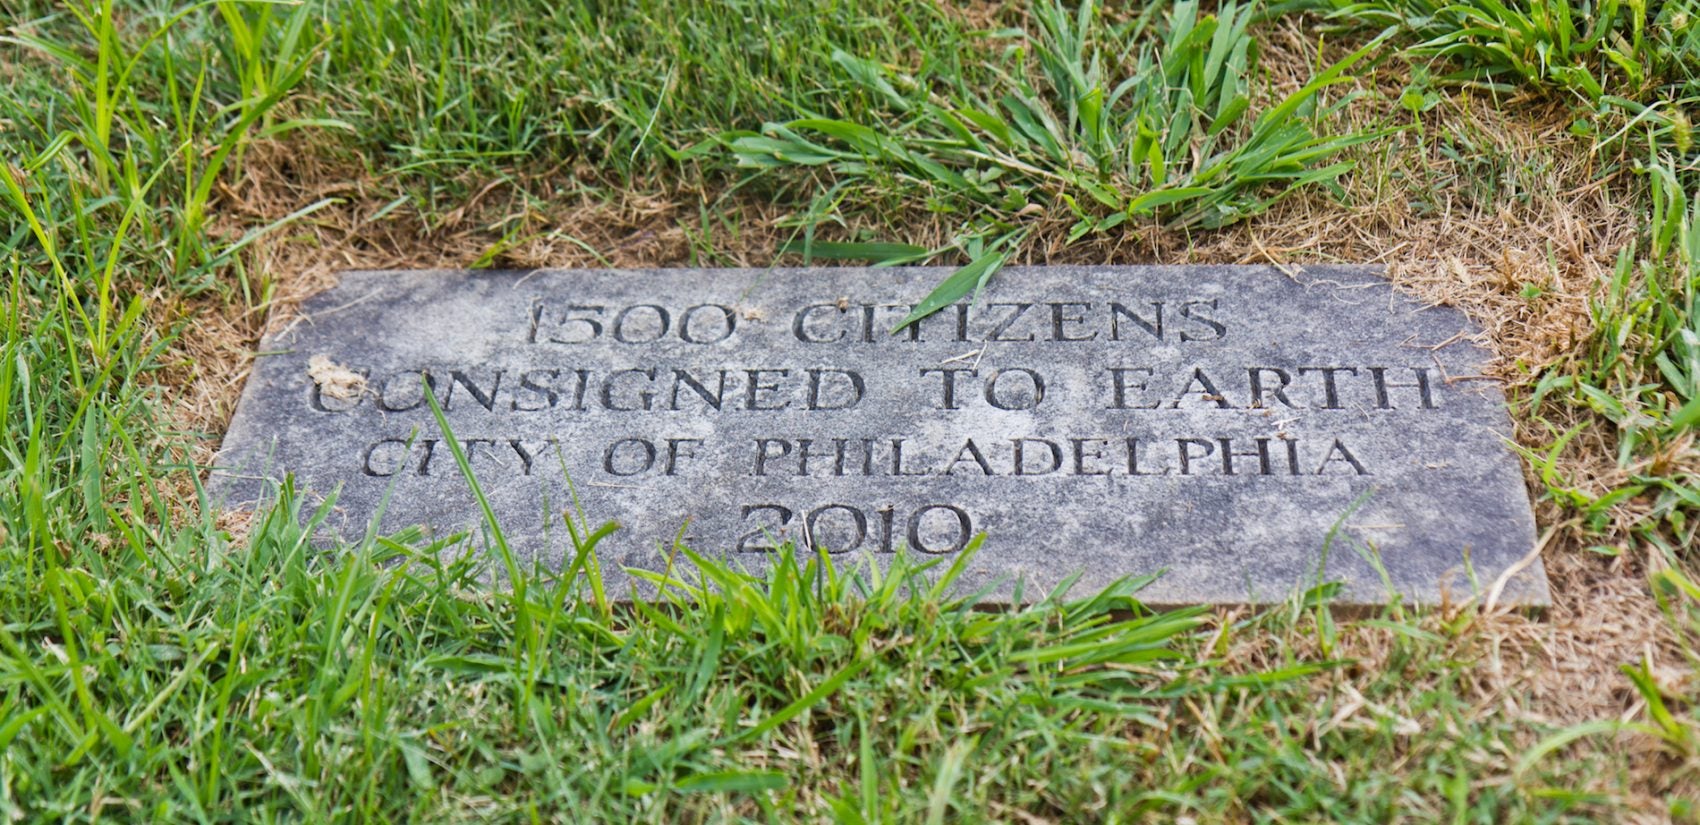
1298, 0, 1699, 157
726, 0, 1382, 327
1530, 157, 1698, 550
2, 0, 339, 299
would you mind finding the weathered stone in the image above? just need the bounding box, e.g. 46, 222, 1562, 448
214, 265, 1547, 607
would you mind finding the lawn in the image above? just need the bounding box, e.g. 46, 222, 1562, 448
1, 0, 1698, 820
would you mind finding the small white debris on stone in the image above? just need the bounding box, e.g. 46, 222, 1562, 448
307, 354, 366, 400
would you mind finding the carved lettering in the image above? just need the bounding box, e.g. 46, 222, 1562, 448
1171, 368, 1230, 409
602, 368, 656, 411
1297, 367, 1358, 410
604, 437, 657, 476
744, 369, 791, 411
920, 367, 976, 410
805, 369, 865, 411
670, 369, 729, 411
1106, 367, 1159, 409
985, 303, 1036, 342
985, 368, 1045, 410
1049, 302, 1097, 342
1109, 301, 1163, 341
1179, 299, 1226, 341
1369, 367, 1437, 410
679, 304, 737, 344
943, 439, 994, 476
793, 303, 846, 343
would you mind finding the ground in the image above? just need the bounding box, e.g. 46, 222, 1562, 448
1, 0, 1698, 821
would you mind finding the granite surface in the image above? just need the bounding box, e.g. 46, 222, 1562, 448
213, 265, 1548, 607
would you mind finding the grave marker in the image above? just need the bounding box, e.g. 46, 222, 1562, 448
215, 266, 1548, 607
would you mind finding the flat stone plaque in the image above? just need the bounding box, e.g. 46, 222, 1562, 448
215, 265, 1547, 607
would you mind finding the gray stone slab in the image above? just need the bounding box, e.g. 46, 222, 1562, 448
214, 265, 1547, 607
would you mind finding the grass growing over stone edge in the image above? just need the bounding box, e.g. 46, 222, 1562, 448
2, 0, 1699, 819
0, 444, 1644, 821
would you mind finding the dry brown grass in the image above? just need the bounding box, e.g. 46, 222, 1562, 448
159, 18, 1689, 811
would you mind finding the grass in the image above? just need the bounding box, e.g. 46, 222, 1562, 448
0, 471, 1221, 819
1, 0, 1698, 819
728, 0, 1390, 323
1302, 0, 1700, 159
1531, 161, 1700, 546
0, 473, 1631, 820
